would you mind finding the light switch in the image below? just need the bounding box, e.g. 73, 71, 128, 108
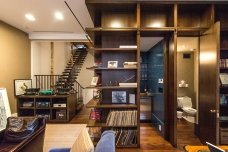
158, 78, 163, 84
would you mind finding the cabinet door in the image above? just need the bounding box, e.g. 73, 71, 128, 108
199, 22, 220, 144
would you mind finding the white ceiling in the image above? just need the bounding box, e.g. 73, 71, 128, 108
0, 0, 94, 40
0, 0, 165, 48
140, 37, 163, 52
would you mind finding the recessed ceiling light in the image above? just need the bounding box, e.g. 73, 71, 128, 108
25, 14, 36, 21
55, 12, 64, 20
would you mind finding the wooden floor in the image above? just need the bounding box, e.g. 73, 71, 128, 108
70, 106, 202, 152
177, 118, 202, 150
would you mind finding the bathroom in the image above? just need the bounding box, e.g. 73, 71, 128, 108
176, 37, 201, 147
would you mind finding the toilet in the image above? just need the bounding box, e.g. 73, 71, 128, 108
177, 96, 197, 116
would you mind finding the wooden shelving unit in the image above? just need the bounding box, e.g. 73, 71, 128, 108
216, 4, 228, 145
83, 0, 228, 147
85, 1, 140, 147
17, 94, 76, 122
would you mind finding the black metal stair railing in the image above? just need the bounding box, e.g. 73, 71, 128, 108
34, 74, 84, 111
34, 46, 87, 111
55, 47, 88, 90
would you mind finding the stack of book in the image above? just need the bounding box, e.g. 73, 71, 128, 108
123, 62, 137, 68
220, 59, 228, 68
119, 83, 137, 87
106, 110, 137, 126
220, 73, 228, 86
114, 129, 137, 146
90, 109, 101, 120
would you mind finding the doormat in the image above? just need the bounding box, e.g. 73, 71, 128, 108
184, 145, 228, 152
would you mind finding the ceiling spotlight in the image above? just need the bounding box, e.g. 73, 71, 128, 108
25, 14, 36, 21
55, 12, 64, 20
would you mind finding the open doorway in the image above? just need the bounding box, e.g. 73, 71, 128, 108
176, 37, 202, 149
140, 37, 166, 134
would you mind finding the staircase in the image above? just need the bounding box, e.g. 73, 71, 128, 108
34, 44, 88, 112
55, 46, 87, 92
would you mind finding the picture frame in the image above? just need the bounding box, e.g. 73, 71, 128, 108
90, 76, 99, 86
14, 79, 32, 96
108, 61, 118, 68
129, 94, 135, 104
0, 88, 11, 131
112, 91, 126, 103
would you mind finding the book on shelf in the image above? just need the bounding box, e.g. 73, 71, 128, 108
220, 59, 228, 68
220, 116, 228, 121
119, 45, 137, 49
129, 94, 135, 104
123, 62, 137, 68
220, 73, 228, 85
106, 110, 137, 126
89, 109, 101, 120
119, 83, 137, 87
114, 129, 137, 146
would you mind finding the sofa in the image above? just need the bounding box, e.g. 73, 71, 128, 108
0, 117, 45, 152
49, 130, 115, 152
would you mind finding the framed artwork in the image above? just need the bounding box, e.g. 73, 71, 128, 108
112, 91, 126, 103
14, 79, 32, 96
108, 61, 118, 68
90, 76, 99, 86
0, 88, 11, 131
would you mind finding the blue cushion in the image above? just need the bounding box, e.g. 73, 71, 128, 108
95, 130, 115, 152
48, 148, 71, 152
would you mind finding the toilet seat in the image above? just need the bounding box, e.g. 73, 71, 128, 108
183, 107, 197, 115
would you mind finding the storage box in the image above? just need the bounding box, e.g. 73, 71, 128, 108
23, 102, 34, 107
36, 102, 50, 108
36, 114, 50, 120
56, 110, 66, 120
53, 103, 66, 108
220, 128, 228, 144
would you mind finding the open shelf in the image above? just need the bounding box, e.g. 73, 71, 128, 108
86, 67, 137, 70
89, 48, 137, 52
86, 86, 137, 89
140, 4, 174, 28
220, 116, 228, 122
87, 120, 137, 128
116, 145, 138, 148
86, 99, 137, 109
19, 107, 35, 109
177, 4, 212, 28
221, 48, 228, 51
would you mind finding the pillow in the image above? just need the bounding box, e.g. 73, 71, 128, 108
95, 130, 115, 152
4, 117, 39, 142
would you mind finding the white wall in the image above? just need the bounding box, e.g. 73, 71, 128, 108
76, 49, 95, 104
31, 42, 94, 104
31, 41, 72, 87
